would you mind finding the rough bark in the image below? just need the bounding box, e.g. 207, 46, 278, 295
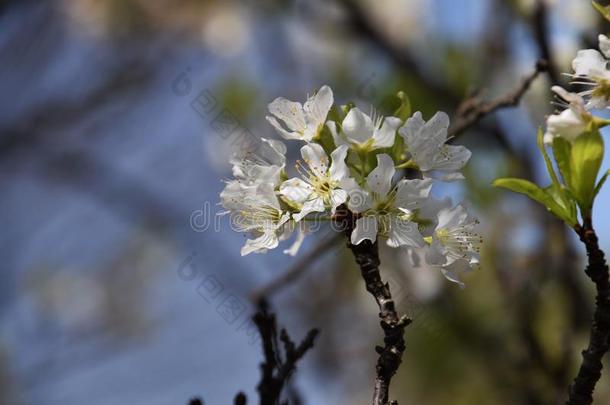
340, 210, 411, 405
567, 221, 610, 405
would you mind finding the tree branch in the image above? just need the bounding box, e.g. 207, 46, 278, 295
254, 300, 319, 405
449, 59, 547, 137
189, 301, 319, 405
339, 209, 411, 405
567, 220, 610, 405
531, 0, 561, 86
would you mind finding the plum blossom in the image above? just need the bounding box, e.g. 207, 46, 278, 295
230, 138, 286, 186
328, 107, 402, 152
344, 154, 432, 248
220, 181, 290, 256
424, 204, 481, 272
544, 86, 591, 144
266, 85, 333, 142
570, 34, 610, 109
399, 111, 471, 181
279, 143, 349, 221
220, 85, 482, 285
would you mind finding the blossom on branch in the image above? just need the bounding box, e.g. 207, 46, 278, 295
220, 85, 481, 282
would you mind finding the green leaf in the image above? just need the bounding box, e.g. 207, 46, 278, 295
569, 129, 604, 213
545, 184, 578, 225
393, 91, 412, 121
537, 128, 561, 188
594, 169, 610, 198
593, 1, 610, 22
492, 178, 577, 226
552, 137, 572, 186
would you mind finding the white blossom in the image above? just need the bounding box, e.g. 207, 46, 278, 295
570, 34, 610, 109
345, 154, 432, 248
399, 111, 471, 181
220, 181, 290, 256
230, 138, 286, 186
266, 85, 333, 142
402, 197, 479, 286
328, 107, 402, 152
544, 86, 591, 144
280, 143, 349, 221
425, 204, 481, 271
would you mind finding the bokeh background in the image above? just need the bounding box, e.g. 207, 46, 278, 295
2, 0, 610, 404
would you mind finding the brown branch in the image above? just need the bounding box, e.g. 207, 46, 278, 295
567, 220, 610, 405
189, 301, 319, 405
449, 59, 547, 137
234, 392, 247, 405
531, 0, 561, 86
254, 300, 319, 405
339, 209, 411, 405
250, 233, 342, 303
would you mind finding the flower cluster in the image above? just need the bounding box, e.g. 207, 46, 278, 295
220, 86, 481, 284
495, 11, 610, 228
544, 34, 610, 144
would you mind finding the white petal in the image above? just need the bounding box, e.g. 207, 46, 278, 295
293, 197, 325, 222
266, 116, 302, 140
342, 108, 374, 144
546, 108, 586, 142
386, 219, 424, 248
430, 144, 471, 172
304, 85, 333, 124
268, 97, 305, 132
425, 172, 466, 182
280, 178, 313, 204
600, 34, 610, 59
351, 216, 378, 245
329, 189, 348, 213
260, 138, 287, 163
440, 259, 474, 288
366, 154, 395, 197
399, 111, 425, 141
572, 49, 607, 77
424, 240, 447, 265
372, 116, 401, 148
283, 223, 308, 256
400, 111, 450, 170
394, 178, 433, 210
241, 232, 278, 256
341, 178, 373, 213
437, 204, 468, 230
301, 143, 329, 178
329, 145, 349, 181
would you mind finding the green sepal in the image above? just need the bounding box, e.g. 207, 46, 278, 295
393, 91, 412, 122
593, 1, 610, 22
537, 128, 561, 187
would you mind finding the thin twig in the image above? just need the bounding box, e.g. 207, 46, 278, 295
189, 301, 319, 405
449, 60, 547, 137
338, 209, 411, 405
254, 300, 319, 405
567, 220, 610, 405
531, 0, 561, 86
234, 392, 247, 405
